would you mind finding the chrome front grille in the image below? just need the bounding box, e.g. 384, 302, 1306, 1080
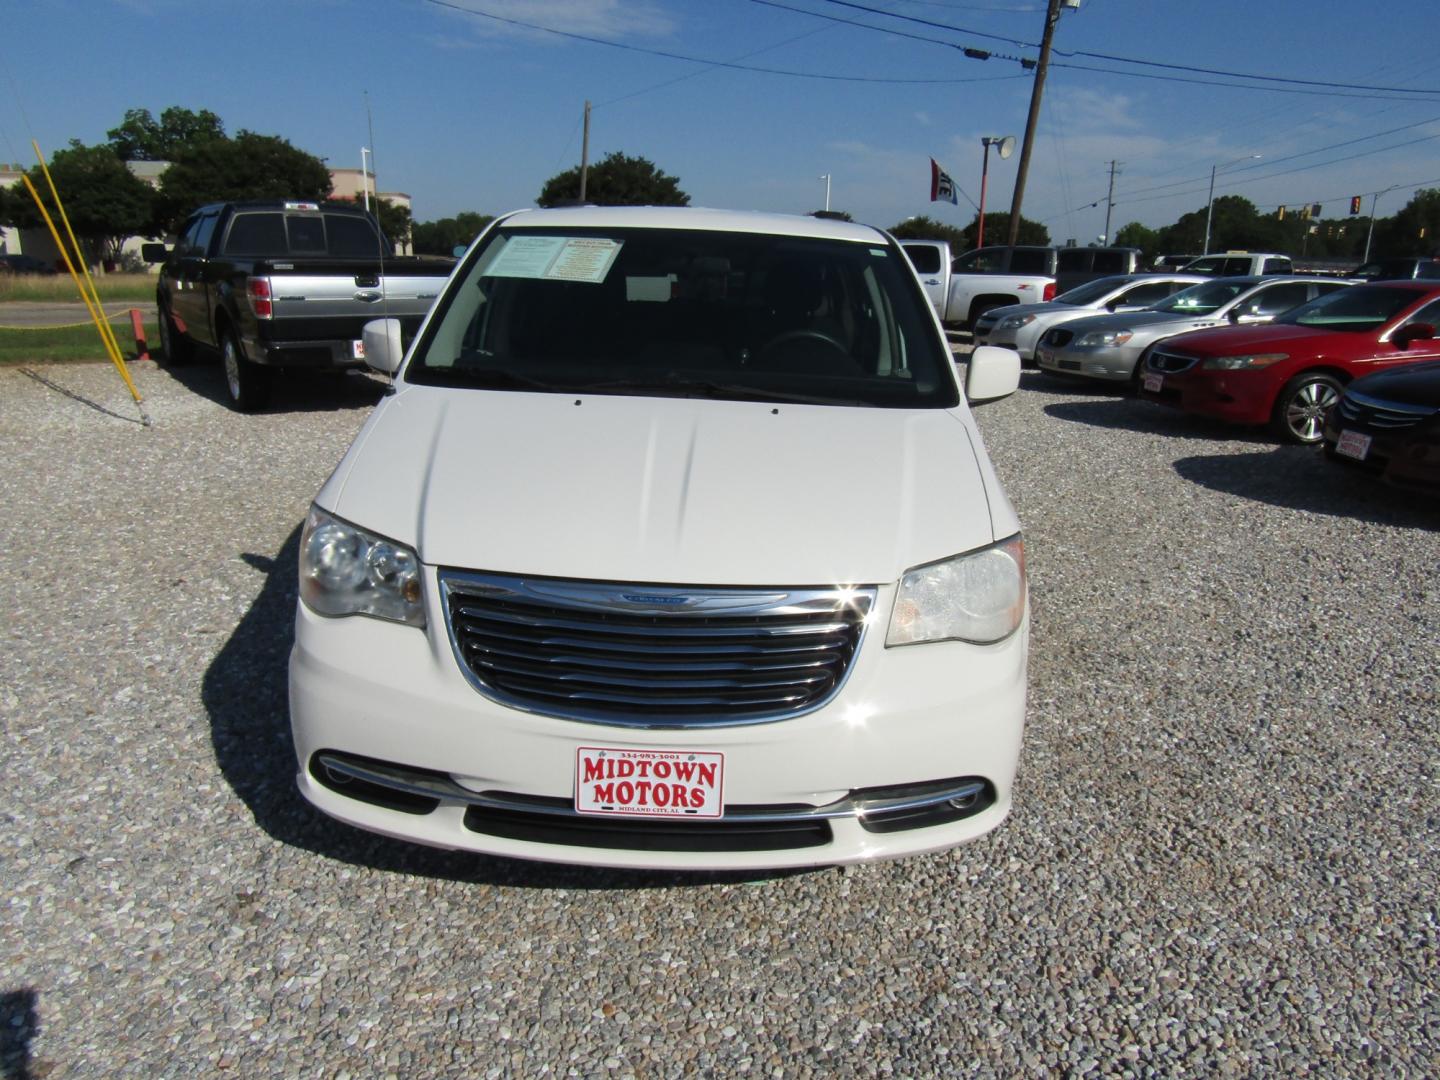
440, 571, 875, 728
1148, 348, 1198, 374
1335, 390, 1437, 429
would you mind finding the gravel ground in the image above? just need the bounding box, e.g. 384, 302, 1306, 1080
2, 357, 1436, 1078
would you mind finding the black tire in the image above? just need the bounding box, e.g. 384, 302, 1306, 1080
220, 328, 271, 412
156, 302, 193, 365
1270, 372, 1342, 444
967, 301, 1003, 332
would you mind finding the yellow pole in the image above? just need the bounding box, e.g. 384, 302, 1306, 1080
24, 147, 143, 403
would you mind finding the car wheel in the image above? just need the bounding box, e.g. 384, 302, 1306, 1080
967, 302, 1002, 332
221, 329, 270, 412
157, 303, 192, 365
1271, 373, 1341, 444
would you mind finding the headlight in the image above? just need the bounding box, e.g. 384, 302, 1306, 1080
1077, 329, 1133, 347
299, 506, 425, 626
887, 535, 1025, 646
1201, 353, 1288, 370
997, 314, 1036, 330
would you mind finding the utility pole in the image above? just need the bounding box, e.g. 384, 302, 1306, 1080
1006, 0, 1066, 248
1102, 160, 1119, 244
579, 100, 592, 203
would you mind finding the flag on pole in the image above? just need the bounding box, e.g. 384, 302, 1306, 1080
930, 158, 958, 205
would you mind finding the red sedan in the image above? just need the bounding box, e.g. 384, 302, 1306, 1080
1138, 282, 1440, 442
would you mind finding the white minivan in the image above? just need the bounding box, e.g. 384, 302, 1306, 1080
288, 206, 1028, 870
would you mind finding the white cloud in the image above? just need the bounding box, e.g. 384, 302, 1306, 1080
437, 0, 676, 42
915, 111, 932, 127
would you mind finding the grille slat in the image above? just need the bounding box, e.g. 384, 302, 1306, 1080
1336, 392, 1436, 430
1148, 348, 1197, 374
442, 573, 874, 726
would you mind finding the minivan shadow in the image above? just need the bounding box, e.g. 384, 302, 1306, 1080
204, 527, 812, 888
1043, 396, 1275, 442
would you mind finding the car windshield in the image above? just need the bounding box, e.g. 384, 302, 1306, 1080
407, 226, 958, 408
1274, 285, 1418, 332
1053, 276, 1131, 306
1150, 279, 1249, 316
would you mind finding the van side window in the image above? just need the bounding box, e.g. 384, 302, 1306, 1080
1056, 249, 1087, 272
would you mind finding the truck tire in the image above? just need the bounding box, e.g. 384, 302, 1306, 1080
967, 300, 1004, 332
220, 328, 271, 412
157, 302, 193, 365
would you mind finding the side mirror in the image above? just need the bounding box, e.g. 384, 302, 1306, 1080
1394, 322, 1436, 349
965, 345, 1021, 403
141, 242, 169, 264
362, 317, 406, 375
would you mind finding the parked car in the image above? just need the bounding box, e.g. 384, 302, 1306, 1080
1183, 252, 1294, 276
973, 273, 1205, 362
143, 200, 454, 410
900, 240, 1145, 329
290, 205, 1028, 870
0, 253, 56, 275
1322, 360, 1440, 494
1036, 276, 1350, 384
1349, 256, 1440, 282
1139, 282, 1440, 443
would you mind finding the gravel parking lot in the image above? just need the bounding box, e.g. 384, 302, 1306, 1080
2, 357, 1436, 1077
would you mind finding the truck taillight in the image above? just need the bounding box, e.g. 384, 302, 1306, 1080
1042, 282, 1056, 302
248, 277, 273, 320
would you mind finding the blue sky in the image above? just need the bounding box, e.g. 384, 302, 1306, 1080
4, 0, 1439, 242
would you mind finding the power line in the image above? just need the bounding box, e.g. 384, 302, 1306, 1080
422, 0, 1025, 84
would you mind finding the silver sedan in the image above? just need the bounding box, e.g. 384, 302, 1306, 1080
1034, 276, 1353, 383
972, 274, 1205, 361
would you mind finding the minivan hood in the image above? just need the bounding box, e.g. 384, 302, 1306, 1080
317, 386, 1003, 586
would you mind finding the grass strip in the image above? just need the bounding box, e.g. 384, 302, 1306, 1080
0, 319, 160, 365
0, 272, 157, 304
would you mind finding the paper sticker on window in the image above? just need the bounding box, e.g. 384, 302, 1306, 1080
486, 236, 623, 285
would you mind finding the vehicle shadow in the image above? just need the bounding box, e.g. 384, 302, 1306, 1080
1172, 447, 1439, 528
204, 526, 812, 889
1042, 396, 1276, 442
153, 356, 387, 414
1, 988, 39, 1080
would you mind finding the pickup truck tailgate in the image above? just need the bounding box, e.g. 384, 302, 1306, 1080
265, 269, 445, 322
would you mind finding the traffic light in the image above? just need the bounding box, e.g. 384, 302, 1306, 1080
1311, 203, 1323, 218
1350, 196, 1362, 215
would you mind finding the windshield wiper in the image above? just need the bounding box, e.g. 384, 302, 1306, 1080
438, 368, 560, 392
572, 376, 866, 406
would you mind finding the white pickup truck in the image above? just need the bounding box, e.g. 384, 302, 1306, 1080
901, 241, 1144, 330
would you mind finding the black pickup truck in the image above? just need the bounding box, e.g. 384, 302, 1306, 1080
144, 201, 454, 410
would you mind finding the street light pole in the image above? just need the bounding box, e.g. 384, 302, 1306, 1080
977, 141, 994, 249
1363, 186, 1400, 263
360, 147, 373, 213
819, 174, 832, 212
1202, 154, 1261, 255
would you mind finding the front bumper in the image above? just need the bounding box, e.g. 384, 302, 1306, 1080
289, 575, 1028, 870
1322, 417, 1440, 495
1036, 343, 1144, 382
1138, 367, 1273, 425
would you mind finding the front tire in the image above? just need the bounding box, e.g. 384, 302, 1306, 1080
221, 329, 270, 412
1271, 372, 1341, 444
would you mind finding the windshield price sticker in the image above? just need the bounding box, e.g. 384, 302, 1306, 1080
575, 747, 724, 819
1336, 429, 1372, 461
487, 236, 623, 285
1143, 373, 1163, 393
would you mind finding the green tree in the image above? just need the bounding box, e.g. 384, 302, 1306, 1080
10, 141, 156, 264
156, 131, 331, 230
962, 212, 1048, 249
107, 106, 226, 161
374, 198, 412, 250
537, 151, 688, 208
887, 215, 968, 247
1114, 221, 1159, 256
412, 211, 495, 255
1372, 188, 1440, 256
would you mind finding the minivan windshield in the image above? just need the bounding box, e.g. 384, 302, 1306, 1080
1274, 285, 1418, 332
1150, 279, 1249, 316
407, 226, 959, 408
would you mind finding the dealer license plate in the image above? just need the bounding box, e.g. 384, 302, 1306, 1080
1036, 347, 1053, 366
574, 746, 725, 819
351, 339, 365, 360
1335, 429, 1372, 461
1143, 373, 1163, 394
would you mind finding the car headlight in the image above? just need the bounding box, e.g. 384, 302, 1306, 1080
887, 535, 1025, 647
1077, 329, 1133, 347
997, 314, 1036, 330
1200, 353, 1288, 370
299, 506, 425, 626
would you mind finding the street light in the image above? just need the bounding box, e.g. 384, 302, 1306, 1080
977, 135, 1015, 249
1203, 153, 1261, 254
819, 174, 832, 212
